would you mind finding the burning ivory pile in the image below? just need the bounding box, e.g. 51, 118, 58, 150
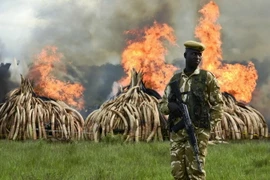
0, 76, 84, 140
211, 92, 268, 140
84, 69, 167, 142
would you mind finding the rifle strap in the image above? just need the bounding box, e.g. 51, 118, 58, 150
169, 72, 191, 101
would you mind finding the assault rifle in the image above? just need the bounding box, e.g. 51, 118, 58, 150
169, 79, 203, 173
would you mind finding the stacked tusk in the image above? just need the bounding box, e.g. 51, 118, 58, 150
84, 69, 166, 142
211, 92, 268, 140
0, 75, 84, 141
1, 74, 267, 142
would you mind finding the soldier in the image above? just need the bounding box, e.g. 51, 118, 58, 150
158, 40, 223, 180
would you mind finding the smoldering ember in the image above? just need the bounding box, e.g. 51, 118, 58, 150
0, 1, 269, 142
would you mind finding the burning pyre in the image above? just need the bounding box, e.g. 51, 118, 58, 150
84, 68, 268, 142
84, 69, 167, 142
0, 75, 84, 140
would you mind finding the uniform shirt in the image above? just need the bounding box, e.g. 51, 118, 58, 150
158, 68, 224, 128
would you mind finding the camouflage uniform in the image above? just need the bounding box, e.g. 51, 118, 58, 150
158, 68, 223, 180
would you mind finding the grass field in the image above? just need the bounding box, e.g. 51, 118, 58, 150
0, 138, 269, 180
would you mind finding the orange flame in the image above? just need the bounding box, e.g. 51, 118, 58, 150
27, 46, 85, 109
195, 1, 258, 103
119, 21, 178, 93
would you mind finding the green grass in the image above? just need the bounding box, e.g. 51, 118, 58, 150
206, 140, 270, 180
0, 139, 269, 180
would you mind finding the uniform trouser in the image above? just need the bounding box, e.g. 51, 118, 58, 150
170, 128, 210, 180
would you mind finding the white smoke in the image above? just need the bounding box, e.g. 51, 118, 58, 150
107, 81, 122, 100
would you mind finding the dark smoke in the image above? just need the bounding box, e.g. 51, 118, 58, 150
0, 63, 18, 103
250, 58, 270, 127
216, 0, 270, 62
0, 39, 4, 60
25, 0, 181, 67
69, 63, 124, 117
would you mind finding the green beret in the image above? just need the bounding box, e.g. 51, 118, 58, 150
184, 40, 205, 52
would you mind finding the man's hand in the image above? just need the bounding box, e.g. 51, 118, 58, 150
168, 102, 182, 117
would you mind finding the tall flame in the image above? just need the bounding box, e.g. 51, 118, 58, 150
27, 46, 85, 109
119, 21, 178, 93
195, 1, 258, 103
